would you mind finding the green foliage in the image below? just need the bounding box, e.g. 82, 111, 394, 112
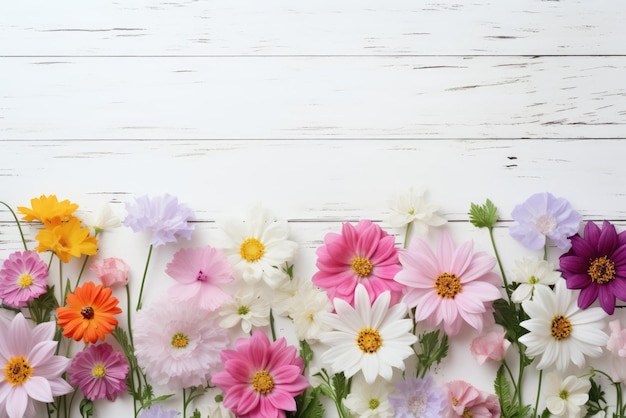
494, 365, 531, 418
469, 199, 499, 229
28, 285, 59, 324
283, 262, 295, 279
79, 398, 94, 418
416, 330, 449, 377
584, 376, 607, 418
191, 409, 202, 418
299, 339, 314, 370
314, 369, 353, 418
288, 386, 325, 418
493, 298, 528, 344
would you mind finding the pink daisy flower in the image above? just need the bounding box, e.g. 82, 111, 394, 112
0, 251, 49, 308
166, 246, 234, 311
312, 220, 404, 306
212, 330, 309, 418
394, 233, 502, 336
67, 343, 129, 401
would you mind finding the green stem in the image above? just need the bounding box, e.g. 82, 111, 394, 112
488, 227, 512, 303
74, 255, 90, 290
543, 244, 548, 261
126, 284, 134, 346
403, 222, 413, 249
0, 201, 28, 251
533, 369, 543, 417
136, 245, 153, 311
502, 360, 518, 396
59, 259, 64, 305
183, 387, 188, 418
270, 308, 277, 341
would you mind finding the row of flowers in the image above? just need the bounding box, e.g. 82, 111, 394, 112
0, 191, 625, 418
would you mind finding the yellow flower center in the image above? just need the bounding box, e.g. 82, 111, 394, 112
551, 315, 572, 340
252, 370, 274, 395
463, 408, 474, 418
356, 328, 382, 353
171, 332, 189, 348
4, 356, 33, 386
369, 398, 380, 410
81, 306, 95, 319
17, 274, 34, 288
92, 364, 106, 378
239, 238, 265, 262
434, 273, 462, 298
351, 257, 373, 278
588, 256, 616, 284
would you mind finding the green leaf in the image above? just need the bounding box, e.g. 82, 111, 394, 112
492, 299, 528, 343
289, 386, 325, 418
583, 376, 607, 418
79, 398, 94, 418
416, 329, 449, 375
469, 199, 499, 229
494, 364, 514, 414
28, 285, 59, 323
191, 409, 201, 418
299, 340, 314, 370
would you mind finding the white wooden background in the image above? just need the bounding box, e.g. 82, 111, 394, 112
2, 0, 626, 417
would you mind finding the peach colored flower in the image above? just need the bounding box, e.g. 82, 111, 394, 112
90, 257, 130, 287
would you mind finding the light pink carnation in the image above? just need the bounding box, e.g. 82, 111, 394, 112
444, 380, 500, 418
470, 327, 511, 365
607, 319, 626, 382
90, 257, 129, 287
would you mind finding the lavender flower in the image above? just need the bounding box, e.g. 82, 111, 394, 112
123, 194, 194, 247
137, 405, 179, 418
509, 192, 581, 251
388, 376, 447, 418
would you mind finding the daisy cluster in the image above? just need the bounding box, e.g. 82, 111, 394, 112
0, 191, 625, 418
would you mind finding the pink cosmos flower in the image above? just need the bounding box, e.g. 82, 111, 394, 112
166, 246, 233, 311
444, 380, 500, 418
394, 232, 502, 336
607, 320, 626, 382
470, 327, 511, 365
90, 257, 130, 287
312, 220, 404, 306
0, 251, 49, 308
212, 330, 309, 418
67, 343, 129, 401
0, 313, 73, 418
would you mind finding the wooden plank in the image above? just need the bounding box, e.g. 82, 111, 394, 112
1, 0, 625, 56
2, 57, 626, 140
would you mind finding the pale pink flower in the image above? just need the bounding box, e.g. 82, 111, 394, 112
395, 233, 502, 336
444, 380, 500, 418
470, 327, 511, 365
90, 257, 130, 287
166, 246, 233, 311
607, 319, 626, 382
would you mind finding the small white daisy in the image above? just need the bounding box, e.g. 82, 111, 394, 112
218, 285, 270, 334
519, 280, 608, 372
319, 284, 417, 383
344, 376, 394, 418
386, 187, 446, 234
544, 371, 590, 418
510, 258, 562, 303
289, 285, 333, 341
217, 204, 298, 288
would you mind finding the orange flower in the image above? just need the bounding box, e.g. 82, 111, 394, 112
57, 281, 122, 344
18, 195, 79, 227
35, 217, 98, 263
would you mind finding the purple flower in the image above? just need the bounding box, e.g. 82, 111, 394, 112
123, 194, 194, 247
388, 376, 447, 418
67, 343, 129, 401
509, 192, 581, 251
137, 405, 179, 418
559, 220, 626, 314
0, 250, 49, 308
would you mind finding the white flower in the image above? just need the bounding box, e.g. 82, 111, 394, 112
386, 188, 446, 234
319, 284, 417, 383
519, 280, 608, 372
289, 285, 333, 341
205, 388, 235, 418
77, 202, 121, 234
544, 371, 590, 418
344, 376, 394, 418
218, 284, 270, 333
217, 204, 298, 288
271, 275, 310, 317
510, 258, 561, 303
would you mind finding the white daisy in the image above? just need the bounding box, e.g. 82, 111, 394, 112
344, 376, 394, 418
289, 285, 333, 341
386, 187, 446, 234
217, 204, 298, 288
218, 284, 270, 333
510, 258, 562, 303
544, 371, 590, 418
519, 280, 608, 372
319, 284, 417, 383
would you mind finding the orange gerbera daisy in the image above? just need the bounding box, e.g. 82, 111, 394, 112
35, 217, 98, 263
18, 194, 79, 227
57, 281, 122, 344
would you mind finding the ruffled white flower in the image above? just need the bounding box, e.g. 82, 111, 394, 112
289, 284, 333, 341
319, 284, 417, 383
544, 371, 590, 418
271, 275, 310, 317
77, 202, 121, 234
344, 376, 394, 418
519, 280, 608, 372
510, 258, 561, 303
217, 204, 298, 288
218, 284, 270, 333
386, 188, 446, 234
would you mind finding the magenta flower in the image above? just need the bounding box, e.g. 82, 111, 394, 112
123, 194, 194, 247
90, 257, 130, 287
312, 220, 404, 306
559, 220, 626, 314
67, 343, 129, 401
444, 380, 500, 417
509, 192, 581, 251
394, 233, 502, 336
0, 313, 73, 418
0, 250, 49, 308
212, 330, 309, 418
166, 246, 233, 311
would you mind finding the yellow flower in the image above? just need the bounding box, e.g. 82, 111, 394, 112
35, 217, 98, 263
18, 195, 79, 227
